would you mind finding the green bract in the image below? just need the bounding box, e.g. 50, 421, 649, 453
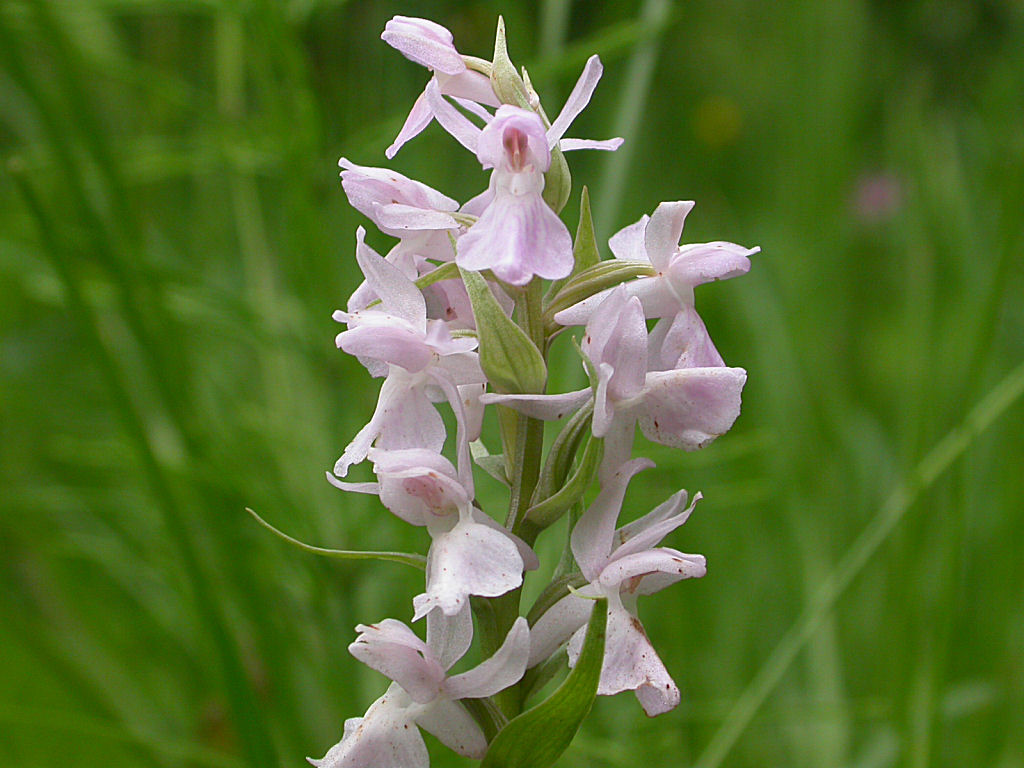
543, 146, 572, 214
544, 259, 657, 334
527, 434, 602, 528
481, 597, 608, 768
490, 17, 531, 109
461, 266, 547, 394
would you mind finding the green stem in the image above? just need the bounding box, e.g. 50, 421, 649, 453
507, 279, 548, 536
481, 280, 549, 720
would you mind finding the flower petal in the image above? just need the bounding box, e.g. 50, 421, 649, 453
648, 308, 724, 371
308, 686, 429, 768
571, 458, 653, 581
413, 515, 525, 619
585, 292, 647, 402
470, 507, 539, 571
629, 548, 708, 596
552, 276, 681, 327
445, 73, 500, 107
349, 621, 445, 705
596, 413, 638, 487
614, 489, 698, 555
382, 16, 464, 75
457, 188, 573, 285
445, 617, 530, 699
424, 79, 480, 154
374, 202, 459, 233
339, 161, 458, 224
608, 215, 649, 262
559, 137, 624, 152
335, 372, 447, 477
325, 473, 380, 496
546, 55, 604, 146
457, 383, 486, 441
386, 90, 434, 160
370, 447, 467, 526
669, 241, 757, 287
353, 239, 426, 332
413, 699, 488, 759
337, 324, 434, 374
644, 201, 694, 271
566, 605, 680, 716
347, 239, 418, 315
526, 591, 593, 668
638, 366, 746, 450
426, 602, 473, 670
592, 361, 615, 437
479, 389, 591, 421
598, 548, 706, 593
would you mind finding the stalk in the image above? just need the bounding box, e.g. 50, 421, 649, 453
482, 279, 550, 719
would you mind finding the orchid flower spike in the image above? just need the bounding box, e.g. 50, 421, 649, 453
309, 609, 530, 768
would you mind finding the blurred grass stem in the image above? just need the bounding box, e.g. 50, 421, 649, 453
10, 164, 279, 768
695, 357, 1024, 768
593, 0, 673, 235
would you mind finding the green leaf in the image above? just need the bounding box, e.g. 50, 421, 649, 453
572, 187, 601, 274
245, 508, 426, 569
481, 598, 607, 768
470, 440, 510, 486
414, 260, 462, 291
460, 266, 547, 394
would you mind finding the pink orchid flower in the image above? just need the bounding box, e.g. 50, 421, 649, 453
328, 447, 538, 619
527, 459, 705, 716
339, 158, 460, 263
483, 287, 747, 479
423, 55, 622, 285
455, 105, 575, 285
554, 200, 759, 326
380, 16, 500, 159
333, 241, 485, 480
309, 609, 529, 767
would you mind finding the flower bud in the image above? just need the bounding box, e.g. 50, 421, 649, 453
490, 17, 532, 108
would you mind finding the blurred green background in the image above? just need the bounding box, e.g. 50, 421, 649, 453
2, 0, 1023, 766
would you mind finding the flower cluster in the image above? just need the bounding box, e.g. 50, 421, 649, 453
310, 15, 757, 768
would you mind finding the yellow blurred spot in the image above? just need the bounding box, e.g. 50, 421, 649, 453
691, 95, 743, 149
